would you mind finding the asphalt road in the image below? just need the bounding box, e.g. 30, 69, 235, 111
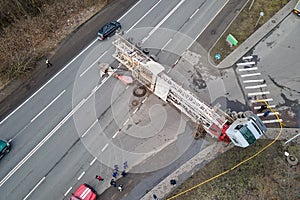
0, 0, 237, 199
235, 12, 300, 128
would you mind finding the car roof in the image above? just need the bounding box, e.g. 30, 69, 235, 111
0, 140, 7, 151
72, 184, 96, 200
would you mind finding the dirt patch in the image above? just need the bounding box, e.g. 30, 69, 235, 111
168, 139, 300, 199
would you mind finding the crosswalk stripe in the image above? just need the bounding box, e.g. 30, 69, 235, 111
262, 119, 283, 124
248, 91, 270, 96
238, 67, 258, 72
243, 79, 264, 83
254, 105, 276, 109
251, 98, 273, 103
256, 112, 279, 116
245, 84, 267, 89
241, 73, 261, 77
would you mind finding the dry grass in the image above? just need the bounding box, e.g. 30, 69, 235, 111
0, 0, 107, 87
168, 140, 300, 200
210, 0, 290, 64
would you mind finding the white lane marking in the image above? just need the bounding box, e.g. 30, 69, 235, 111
245, 84, 267, 89
90, 157, 97, 166
80, 51, 108, 77
123, 119, 129, 126
23, 177, 46, 200
0, 0, 140, 125
189, 8, 199, 19
251, 98, 273, 103
162, 38, 172, 51
243, 79, 264, 83
81, 119, 98, 138
133, 108, 139, 114
0, 97, 87, 187
262, 119, 283, 124
101, 143, 109, 152
167, 68, 172, 73
142, 0, 185, 43
142, 97, 147, 104
31, 90, 66, 123
247, 91, 270, 96
64, 187, 73, 196
118, 0, 143, 21
77, 171, 85, 180
187, 0, 229, 50
238, 67, 258, 72
112, 130, 120, 139
0, 39, 98, 125
254, 105, 276, 109
256, 112, 279, 117
241, 73, 261, 77
126, 86, 130, 90
126, 0, 162, 33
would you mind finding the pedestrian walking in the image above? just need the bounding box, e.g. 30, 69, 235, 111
118, 184, 123, 191
45, 58, 53, 68
112, 171, 118, 178
258, 105, 267, 112
153, 194, 159, 200
123, 161, 128, 169
110, 179, 117, 187
95, 175, 104, 181
114, 164, 119, 172
263, 110, 271, 117
121, 170, 127, 177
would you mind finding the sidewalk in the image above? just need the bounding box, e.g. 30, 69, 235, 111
216, 0, 297, 69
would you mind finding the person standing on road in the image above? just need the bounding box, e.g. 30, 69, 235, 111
263, 110, 271, 117
258, 105, 267, 112
118, 184, 123, 191
46, 58, 53, 68
95, 175, 104, 181
110, 179, 117, 187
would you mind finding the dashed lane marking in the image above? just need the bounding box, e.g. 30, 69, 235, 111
77, 171, 85, 180
101, 143, 109, 152
64, 187, 73, 196
90, 157, 97, 166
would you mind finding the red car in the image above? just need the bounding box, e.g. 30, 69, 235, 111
70, 184, 97, 200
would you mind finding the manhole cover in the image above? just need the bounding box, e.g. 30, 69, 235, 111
133, 85, 147, 97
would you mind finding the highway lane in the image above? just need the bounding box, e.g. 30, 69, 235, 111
0, 0, 231, 199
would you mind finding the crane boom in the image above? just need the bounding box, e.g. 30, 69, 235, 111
112, 33, 267, 147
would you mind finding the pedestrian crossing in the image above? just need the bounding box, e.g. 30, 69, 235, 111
236, 55, 283, 125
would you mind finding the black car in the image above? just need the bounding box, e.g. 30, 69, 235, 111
97, 21, 121, 40
0, 139, 10, 159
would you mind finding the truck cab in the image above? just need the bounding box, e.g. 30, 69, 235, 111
224, 113, 267, 148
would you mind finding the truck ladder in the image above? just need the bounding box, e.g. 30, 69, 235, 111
112, 34, 229, 138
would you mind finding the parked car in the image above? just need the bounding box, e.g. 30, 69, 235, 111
97, 21, 121, 40
0, 139, 11, 159
70, 183, 97, 200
